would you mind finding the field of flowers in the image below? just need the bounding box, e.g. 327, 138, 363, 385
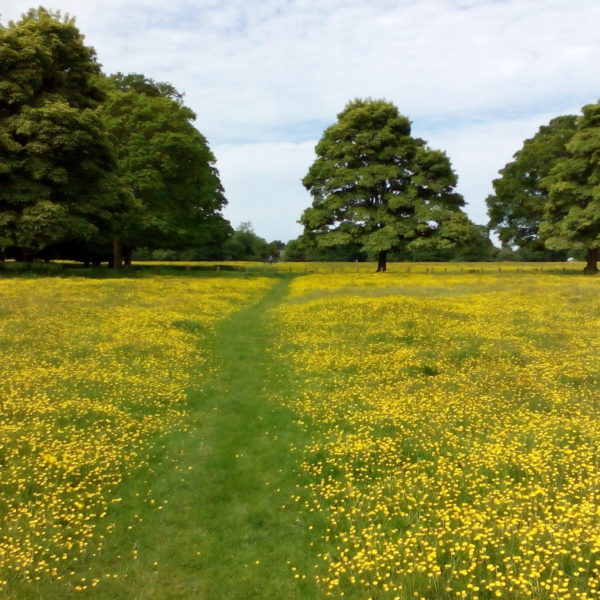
0, 275, 272, 591
273, 272, 600, 599
129, 260, 587, 276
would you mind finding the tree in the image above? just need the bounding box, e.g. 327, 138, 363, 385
300, 99, 471, 272
0, 8, 128, 260
540, 102, 600, 273
100, 74, 230, 266
267, 240, 285, 261
486, 115, 577, 256
399, 224, 497, 261
284, 232, 367, 262
221, 222, 270, 261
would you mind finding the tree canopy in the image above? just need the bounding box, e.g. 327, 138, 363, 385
486, 115, 577, 257
540, 102, 600, 272
0, 7, 128, 260
221, 222, 272, 261
300, 99, 474, 271
487, 104, 600, 272
0, 8, 230, 266
100, 74, 230, 265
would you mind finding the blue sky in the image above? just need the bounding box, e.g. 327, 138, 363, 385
2, 0, 599, 242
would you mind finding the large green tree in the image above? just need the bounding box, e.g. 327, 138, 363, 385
0, 8, 127, 260
300, 99, 472, 272
100, 74, 230, 266
486, 115, 577, 257
540, 102, 600, 273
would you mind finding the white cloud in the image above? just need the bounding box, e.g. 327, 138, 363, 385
2, 0, 599, 242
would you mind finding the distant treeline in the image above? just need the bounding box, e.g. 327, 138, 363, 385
2, 9, 598, 270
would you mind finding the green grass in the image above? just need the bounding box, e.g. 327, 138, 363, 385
4, 265, 596, 599
3, 275, 323, 600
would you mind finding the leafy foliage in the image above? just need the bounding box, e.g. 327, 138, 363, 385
221, 222, 271, 261
108, 72, 185, 105
0, 8, 127, 258
284, 232, 367, 262
486, 115, 577, 253
540, 102, 600, 272
300, 99, 473, 271
100, 74, 230, 259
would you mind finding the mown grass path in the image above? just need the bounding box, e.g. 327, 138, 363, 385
182, 275, 319, 599
62, 275, 321, 600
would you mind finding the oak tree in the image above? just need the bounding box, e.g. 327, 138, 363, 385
486, 115, 577, 257
100, 74, 230, 265
0, 8, 127, 260
300, 99, 471, 272
540, 102, 600, 272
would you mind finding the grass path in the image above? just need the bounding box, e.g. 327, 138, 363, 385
182, 275, 320, 599
68, 275, 321, 599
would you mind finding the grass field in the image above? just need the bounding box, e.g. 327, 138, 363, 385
0, 264, 599, 599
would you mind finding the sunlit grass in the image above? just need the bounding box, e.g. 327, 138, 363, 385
1, 266, 598, 599
272, 271, 600, 599
0, 275, 273, 592
130, 260, 587, 275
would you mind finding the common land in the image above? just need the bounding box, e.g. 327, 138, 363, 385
0, 263, 598, 599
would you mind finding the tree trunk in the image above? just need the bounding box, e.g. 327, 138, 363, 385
584, 247, 598, 273
376, 250, 387, 272
123, 247, 133, 267
20, 249, 33, 263
112, 238, 123, 269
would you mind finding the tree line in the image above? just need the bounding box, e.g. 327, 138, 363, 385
2, 9, 598, 271
1, 8, 233, 267
295, 99, 600, 272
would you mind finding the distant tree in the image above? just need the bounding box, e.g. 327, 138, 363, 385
282, 236, 306, 261
486, 115, 577, 257
0, 8, 128, 260
301, 99, 473, 272
100, 74, 230, 266
452, 225, 498, 261
267, 240, 285, 261
493, 245, 569, 262
403, 225, 497, 261
222, 222, 270, 261
540, 102, 600, 272
284, 232, 367, 262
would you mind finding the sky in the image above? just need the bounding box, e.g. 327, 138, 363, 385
2, 0, 599, 243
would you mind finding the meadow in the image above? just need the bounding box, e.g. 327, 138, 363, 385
0, 264, 598, 599
0, 274, 274, 596
273, 271, 600, 599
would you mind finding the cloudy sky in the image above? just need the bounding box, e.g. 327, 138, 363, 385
2, 0, 599, 242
